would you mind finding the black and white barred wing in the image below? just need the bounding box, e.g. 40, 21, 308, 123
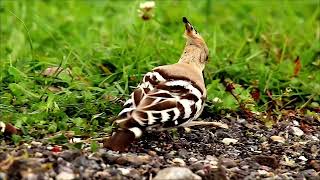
116, 70, 205, 129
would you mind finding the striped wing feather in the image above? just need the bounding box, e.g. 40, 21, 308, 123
116, 68, 205, 130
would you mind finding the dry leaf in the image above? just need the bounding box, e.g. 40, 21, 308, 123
42, 67, 72, 77
293, 56, 301, 77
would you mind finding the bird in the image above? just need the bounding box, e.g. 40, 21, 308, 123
105, 17, 209, 151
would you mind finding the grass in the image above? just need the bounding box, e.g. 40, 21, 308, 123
0, 0, 319, 144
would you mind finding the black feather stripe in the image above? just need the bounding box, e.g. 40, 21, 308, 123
143, 100, 176, 111
152, 112, 162, 120
123, 103, 132, 109
144, 74, 158, 85
167, 110, 176, 120
163, 120, 176, 128
149, 92, 174, 98
181, 93, 199, 102
177, 102, 185, 119
153, 69, 204, 94
190, 103, 197, 116
156, 83, 190, 94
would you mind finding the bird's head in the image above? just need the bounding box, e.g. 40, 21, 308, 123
180, 17, 209, 71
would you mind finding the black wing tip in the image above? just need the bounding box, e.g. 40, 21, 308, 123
182, 17, 189, 23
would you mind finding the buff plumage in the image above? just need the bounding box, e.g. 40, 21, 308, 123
105, 17, 209, 151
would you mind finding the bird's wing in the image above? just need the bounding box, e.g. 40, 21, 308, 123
115, 69, 205, 130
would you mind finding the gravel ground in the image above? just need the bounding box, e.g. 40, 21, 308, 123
0, 114, 319, 180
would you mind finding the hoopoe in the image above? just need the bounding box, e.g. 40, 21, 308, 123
105, 17, 209, 151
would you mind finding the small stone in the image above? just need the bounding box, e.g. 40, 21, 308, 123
291, 127, 304, 136
195, 169, 206, 176
60, 150, 81, 161
172, 158, 186, 166
189, 162, 204, 171
56, 171, 75, 180
30, 141, 42, 147
241, 165, 249, 170
301, 169, 318, 178
298, 156, 308, 161
270, 136, 285, 143
178, 149, 188, 158
148, 150, 157, 156
0, 172, 7, 180
254, 155, 279, 169
115, 154, 151, 166
118, 167, 132, 176
310, 160, 320, 171
292, 120, 299, 126
34, 152, 43, 158
188, 157, 198, 163
222, 138, 238, 145
94, 171, 110, 178
154, 167, 201, 180
184, 127, 192, 133
257, 170, 268, 175
220, 158, 237, 168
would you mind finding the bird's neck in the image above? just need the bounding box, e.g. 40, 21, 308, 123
178, 45, 207, 71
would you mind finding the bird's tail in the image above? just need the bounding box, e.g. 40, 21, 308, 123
104, 127, 143, 151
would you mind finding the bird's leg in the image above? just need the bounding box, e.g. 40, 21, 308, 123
184, 120, 229, 129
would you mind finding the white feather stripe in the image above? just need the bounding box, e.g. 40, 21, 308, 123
165, 80, 189, 86
165, 80, 202, 99
179, 99, 194, 119
143, 72, 153, 82
129, 127, 143, 138
139, 81, 153, 90
152, 71, 166, 81
195, 99, 202, 113
193, 101, 204, 120
123, 98, 133, 107
186, 84, 202, 99
147, 112, 157, 125
173, 108, 180, 120
161, 111, 170, 122
118, 107, 134, 116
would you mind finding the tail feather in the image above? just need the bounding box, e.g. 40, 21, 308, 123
104, 128, 142, 152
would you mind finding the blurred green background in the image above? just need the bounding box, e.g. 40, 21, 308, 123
0, 0, 319, 140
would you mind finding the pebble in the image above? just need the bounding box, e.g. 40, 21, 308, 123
94, 171, 110, 178
111, 153, 151, 166
291, 127, 304, 136
270, 136, 285, 143
254, 155, 279, 169
220, 158, 237, 168
154, 167, 201, 180
0, 173, 7, 180
188, 157, 198, 163
56, 171, 75, 180
178, 149, 188, 158
301, 169, 318, 178
172, 158, 186, 166
148, 150, 157, 156
34, 152, 43, 158
118, 167, 132, 176
189, 161, 204, 171
222, 138, 238, 145
30, 141, 42, 147
298, 156, 308, 161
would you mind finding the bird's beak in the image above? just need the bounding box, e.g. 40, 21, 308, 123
183, 17, 193, 33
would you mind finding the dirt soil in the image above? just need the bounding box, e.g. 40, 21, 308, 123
0, 114, 319, 180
